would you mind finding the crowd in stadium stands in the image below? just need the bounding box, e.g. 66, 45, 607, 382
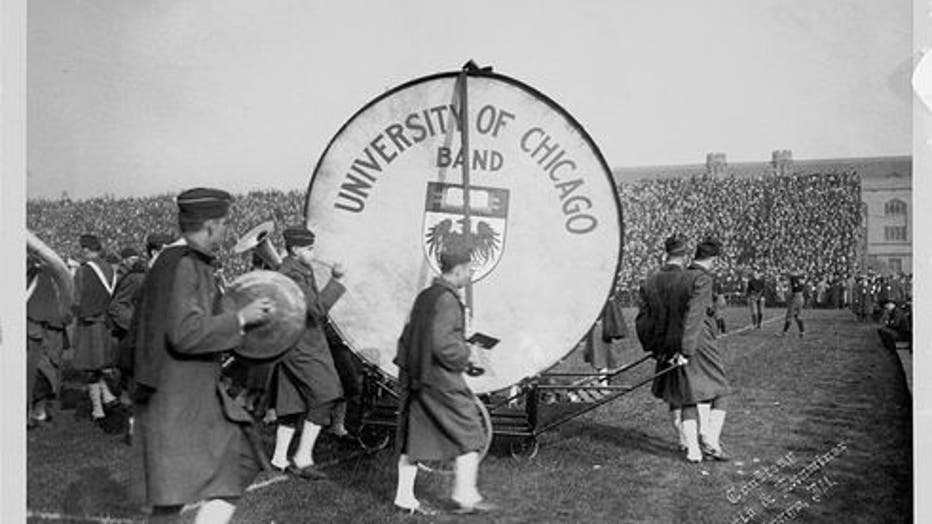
27, 190, 306, 278
618, 172, 873, 303
27, 172, 911, 324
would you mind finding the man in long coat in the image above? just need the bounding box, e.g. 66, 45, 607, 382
393, 248, 494, 515
109, 246, 146, 442
679, 239, 731, 462
636, 236, 692, 457
27, 255, 72, 427
72, 233, 119, 422
268, 225, 346, 480
132, 188, 274, 523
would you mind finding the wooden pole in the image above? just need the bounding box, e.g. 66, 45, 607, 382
458, 66, 474, 320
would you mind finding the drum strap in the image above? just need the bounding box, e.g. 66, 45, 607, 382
86, 260, 116, 295
27, 275, 38, 302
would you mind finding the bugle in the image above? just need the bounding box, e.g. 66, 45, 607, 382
234, 221, 282, 270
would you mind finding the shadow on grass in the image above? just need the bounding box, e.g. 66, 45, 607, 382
62, 466, 139, 517
548, 419, 678, 460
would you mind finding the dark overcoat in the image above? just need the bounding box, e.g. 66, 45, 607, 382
635, 263, 692, 404
394, 278, 485, 462
272, 256, 346, 421
27, 268, 71, 398
133, 242, 255, 506
672, 263, 730, 405
109, 260, 146, 372
72, 257, 115, 371
583, 295, 629, 370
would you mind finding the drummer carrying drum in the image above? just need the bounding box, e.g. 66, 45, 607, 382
393, 247, 497, 515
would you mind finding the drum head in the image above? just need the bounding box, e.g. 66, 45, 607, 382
305, 70, 623, 393
222, 270, 306, 360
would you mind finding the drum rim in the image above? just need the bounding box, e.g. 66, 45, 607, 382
303, 68, 625, 388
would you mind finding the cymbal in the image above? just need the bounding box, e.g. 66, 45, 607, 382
222, 270, 306, 360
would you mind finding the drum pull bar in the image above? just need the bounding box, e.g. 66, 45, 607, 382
533, 362, 683, 436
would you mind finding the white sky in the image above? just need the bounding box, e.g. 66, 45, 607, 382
27, 0, 912, 199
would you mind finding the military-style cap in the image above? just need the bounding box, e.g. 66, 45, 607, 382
176, 187, 233, 220
283, 226, 315, 248
439, 248, 472, 272
79, 234, 102, 251
146, 232, 172, 251
694, 238, 722, 260
120, 247, 140, 259
664, 235, 687, 257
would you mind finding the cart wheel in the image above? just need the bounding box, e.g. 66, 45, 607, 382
509, 436, 539, 460
357, 424, 391, 452
417, 395, 493, 475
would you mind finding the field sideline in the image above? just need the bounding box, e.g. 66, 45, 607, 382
26, 307, 912, 523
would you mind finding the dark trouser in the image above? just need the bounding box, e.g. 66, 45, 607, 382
748, 296, 765, 327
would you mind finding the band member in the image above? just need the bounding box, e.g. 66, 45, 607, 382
746, 269, 766, 328
393, 248, 496, 515
72, 233, 119, 423
27, 254, 71, 428
583, 292, 629, 385
636, 236, 691, 458
268, 226, 346, 480
132, 188, 274, 523
145, 233, 172, 269
780, 269, 806, 337
109, 246, 147, 442
682, 240, 731, 461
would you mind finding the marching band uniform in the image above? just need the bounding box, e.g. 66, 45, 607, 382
27, 260, 71, 426
269, 226, 346, 479
680, 240, 731, 462
110, 248, 146, 368
109, 247, 146, 442
72, 234, 118, 421
133, 189, 261, 522
636, 236, 691, 454
393, 249, 492, 514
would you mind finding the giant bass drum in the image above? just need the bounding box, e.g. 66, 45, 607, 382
304, 68, 623, 394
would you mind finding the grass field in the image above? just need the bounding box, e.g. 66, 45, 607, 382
27, 307, 912, 523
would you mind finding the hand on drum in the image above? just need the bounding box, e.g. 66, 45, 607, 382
331, 262, 346, 279
239, 297, 276, 326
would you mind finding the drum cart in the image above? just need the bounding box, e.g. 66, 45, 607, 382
354, 353, 679, 461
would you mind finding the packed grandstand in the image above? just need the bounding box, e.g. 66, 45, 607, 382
28, 171, 906, 308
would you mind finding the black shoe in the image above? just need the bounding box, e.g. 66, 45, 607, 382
395, 502, 440, 516
701, 444, 731, 462
288, 464, 328, 481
